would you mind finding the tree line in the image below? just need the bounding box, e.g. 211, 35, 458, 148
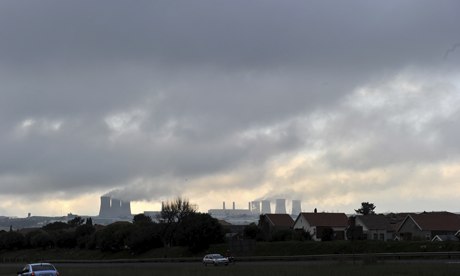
0, 198, 224, 254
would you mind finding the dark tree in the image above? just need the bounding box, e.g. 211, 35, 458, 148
346, 216, 364, 240
355, 202, 376, 215
68, 216, 84, 227
271, 230, 293, 242
42, 221, 71, 231
174, 213, 224, 252
0, 231, 25, 250
133, 214, 153, 226
243, 223, 261, 240
95, 222, 134, 252
54, 230, 77, 248
28, 230, 53, 249
292, 229, 311, 241
160, 197, 196, 224
160, 197, 196, 246
127, 224, 163, 254
75, 223, 96, 248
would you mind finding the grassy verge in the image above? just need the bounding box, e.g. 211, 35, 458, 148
2, 262, 460, 276
1, 240, 460, 263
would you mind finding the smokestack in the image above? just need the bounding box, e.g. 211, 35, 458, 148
233, 202, 235, 210
275, 199, 286, 214
291, 200, 301, 216
261, 200, 271, 214
99, 196, 111, 218
223, 201, 226, 210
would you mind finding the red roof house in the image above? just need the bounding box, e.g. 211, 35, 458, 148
397, 212, 460, 241
293, 212, 348, 241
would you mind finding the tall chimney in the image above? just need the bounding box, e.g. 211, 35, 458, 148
223, 201, 226, 210
275, 199, 286, 214
232, 202, 235, 210
291, 200, 302, 216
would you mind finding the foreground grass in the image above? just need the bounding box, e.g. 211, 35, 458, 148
1, 240, 460, 263
2, 262, 460, 276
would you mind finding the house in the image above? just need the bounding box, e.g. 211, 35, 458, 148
218, 219, 246, 237
293, 212, 348, 241
258, 214, 294, 241
355, 215, 394, 241
431, 234, 459, 242
397, 212, 460, 241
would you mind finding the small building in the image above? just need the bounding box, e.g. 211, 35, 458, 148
431, 234, 459, 242
355, 215, 394, 241
258, 214, 294, 241
293, 212, 348, 241
397, 212, 460, 241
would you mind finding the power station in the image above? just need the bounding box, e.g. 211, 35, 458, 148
291, 199, 302, 216
98, 196, 132, 218
97, 194, 300, 224
275, 199, 287, 214
207, 199, 302, 224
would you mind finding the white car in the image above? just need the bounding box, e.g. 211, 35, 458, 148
18, 263, 59, 276
202, 254, 229, 266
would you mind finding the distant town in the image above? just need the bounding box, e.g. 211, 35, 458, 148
1, 195, 460, 242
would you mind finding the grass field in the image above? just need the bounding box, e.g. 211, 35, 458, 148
2, 240, 460, 262
2, 262, 460, 276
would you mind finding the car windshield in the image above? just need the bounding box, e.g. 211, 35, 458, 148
32, 265, 55, 271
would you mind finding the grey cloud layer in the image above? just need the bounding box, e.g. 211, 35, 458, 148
0, 1, 459, 206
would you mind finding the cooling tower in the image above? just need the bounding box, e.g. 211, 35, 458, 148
120, 200, 132, 217
99, 196, 111, 218
261, 200, 271, 214
275, 198, 286, 214
251, 201, 261, 214
291, 200, 301, 216
111, 198, 122, 218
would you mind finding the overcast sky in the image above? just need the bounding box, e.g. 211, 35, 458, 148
1, 1, 460, 216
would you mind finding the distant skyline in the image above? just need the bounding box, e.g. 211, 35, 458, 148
1, 1, 460, 217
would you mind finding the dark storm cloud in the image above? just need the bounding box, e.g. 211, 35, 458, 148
1, 1, 458, 68
0, 0, 459, 208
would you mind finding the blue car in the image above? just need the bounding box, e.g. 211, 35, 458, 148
17, 263, 59, 276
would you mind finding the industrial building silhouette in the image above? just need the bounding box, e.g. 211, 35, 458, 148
98, 196, 132, 218
208, 199, 302, 224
